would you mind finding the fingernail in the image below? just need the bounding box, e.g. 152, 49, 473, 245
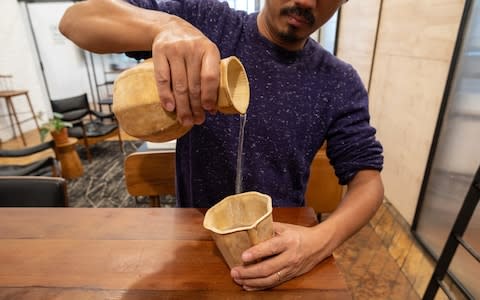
230, 269, 239, 279
165, 102, 174, 112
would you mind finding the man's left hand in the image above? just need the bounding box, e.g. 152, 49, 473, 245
230, 221, 333, 291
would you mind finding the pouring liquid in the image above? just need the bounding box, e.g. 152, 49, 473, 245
235, 113, 247, 194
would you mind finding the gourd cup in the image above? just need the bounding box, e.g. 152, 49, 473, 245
112, 56, 249, 142
203, 191, 274, 269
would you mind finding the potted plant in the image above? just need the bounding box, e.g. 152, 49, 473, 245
39, 112, 73, 145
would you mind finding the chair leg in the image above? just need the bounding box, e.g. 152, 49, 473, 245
148, 196, 160, 207
51, 165, 58, 177
83, 139, 92, 163
117, 130, 125, 154
52, 159, 62, 177
79, 124, 92, 163
62, 183, 69, 207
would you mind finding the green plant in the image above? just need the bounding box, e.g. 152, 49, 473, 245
39, 112, 73, 142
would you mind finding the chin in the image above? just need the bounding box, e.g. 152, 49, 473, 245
278, 27, 304, 44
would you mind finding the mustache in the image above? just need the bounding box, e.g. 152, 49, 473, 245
280, 6, 315, 26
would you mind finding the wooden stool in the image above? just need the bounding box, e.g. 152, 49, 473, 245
55, 138, 84, 180
0, 90, 40, 146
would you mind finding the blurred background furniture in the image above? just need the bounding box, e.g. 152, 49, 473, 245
96, 80, 114, 113
88, 53, 137, 114
0, 140, 60, 177
305, 144, 344, 221
50, 93, 123, 162
124, 140, 343, 212
0, 74, 40, 146
124, 151, 176, 207
0, 176, 68, 207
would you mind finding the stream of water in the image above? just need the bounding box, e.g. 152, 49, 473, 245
235, 113, 247, 194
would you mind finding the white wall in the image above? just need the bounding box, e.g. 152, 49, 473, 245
28, 2, 92, 101
0, 1, 103, 143
0, 0, 50, 142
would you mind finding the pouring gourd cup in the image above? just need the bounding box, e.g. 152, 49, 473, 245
203, 191, 274, 269
112, 56, 249, 142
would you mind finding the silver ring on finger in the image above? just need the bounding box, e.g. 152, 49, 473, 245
276, 271, 281, 282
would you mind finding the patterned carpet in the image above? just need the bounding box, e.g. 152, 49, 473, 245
67, 141, 175, 208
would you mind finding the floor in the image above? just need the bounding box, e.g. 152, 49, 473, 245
334, 223, 420, 299
1, 129, 434, 300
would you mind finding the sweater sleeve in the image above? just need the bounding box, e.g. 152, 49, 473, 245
125, 0, 245, 59
326, 66, 384, 185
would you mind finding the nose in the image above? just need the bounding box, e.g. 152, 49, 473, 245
292, 0, 316, 9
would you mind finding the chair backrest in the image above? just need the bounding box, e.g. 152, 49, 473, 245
305, 145, 344, 215
124, 151, 176, 197
0, 74, 14, 91
0, 176, 68, 207
51, 94, 90, 121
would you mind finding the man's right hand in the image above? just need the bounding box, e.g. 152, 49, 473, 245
60, 0, 221, 126
152, 17, 221, 126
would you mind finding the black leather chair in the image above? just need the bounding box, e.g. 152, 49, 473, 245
0, 176, 68, 207
50, 93, 124, 162
0, 140, 61, 176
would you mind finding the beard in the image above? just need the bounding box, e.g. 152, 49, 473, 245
277, 26, 303, 44
277, 5, 316, 44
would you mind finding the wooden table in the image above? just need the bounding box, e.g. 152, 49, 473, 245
0, 208, 351, 299
0, 90, 40, 146
55, 137, 84, 179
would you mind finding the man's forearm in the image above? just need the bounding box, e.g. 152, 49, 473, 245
59, 0, 176, 53
310, 170, 384, 258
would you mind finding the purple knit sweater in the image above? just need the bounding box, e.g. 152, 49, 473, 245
127, 0, 384, 207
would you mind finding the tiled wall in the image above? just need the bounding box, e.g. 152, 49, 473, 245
337, 0, 466, 224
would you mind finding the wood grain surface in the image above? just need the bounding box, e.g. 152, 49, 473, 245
0, 208, 351, 299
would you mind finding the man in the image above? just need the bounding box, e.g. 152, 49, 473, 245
60, 0, 384, 290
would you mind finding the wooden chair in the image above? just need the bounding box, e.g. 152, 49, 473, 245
124, 146, 341, 212
0, 176, 68, 207
50, 93, 124, 162
124, 151, 176, 207
0, 140, 61, 177
305, 144, 344, 221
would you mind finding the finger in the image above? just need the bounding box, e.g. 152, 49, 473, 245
200, 49, 220, 112
232, 244, 288, 282
153, 54, 175, 112
185, 54, 205, 125
169, 56, 193, 126
242, 268, 290, 291
241, 228, 286, 264
273, 221, 289, 234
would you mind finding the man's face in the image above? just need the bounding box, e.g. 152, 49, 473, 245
259, 0, 345, 50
